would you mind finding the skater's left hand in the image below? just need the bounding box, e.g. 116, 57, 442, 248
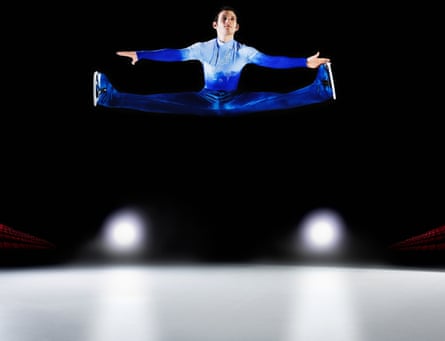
306, 51, 330, 68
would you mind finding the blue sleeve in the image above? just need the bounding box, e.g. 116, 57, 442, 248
136, 48, 189, 62
251, 51, 307, 69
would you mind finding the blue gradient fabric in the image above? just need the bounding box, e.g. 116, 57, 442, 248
96, 38, 333, 115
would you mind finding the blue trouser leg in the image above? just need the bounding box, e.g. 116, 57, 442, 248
96, 65, 333, 115
208, 65, 333, 115
97, 73, 215, 115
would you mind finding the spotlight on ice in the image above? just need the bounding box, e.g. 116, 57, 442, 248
296, 208, 345, 257
101, 207, 148, 257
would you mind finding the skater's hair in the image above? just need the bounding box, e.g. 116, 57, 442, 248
214, 5, 240, 23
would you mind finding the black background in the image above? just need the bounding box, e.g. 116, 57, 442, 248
1, 2, 443, 266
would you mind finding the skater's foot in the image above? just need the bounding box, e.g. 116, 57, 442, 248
324, 62, 336, 100
315, 63, 336, 101
93, 71, 107, 107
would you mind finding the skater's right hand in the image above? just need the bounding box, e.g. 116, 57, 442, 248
116, 51, 138, 65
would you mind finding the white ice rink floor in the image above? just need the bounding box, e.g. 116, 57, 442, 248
1, 264, 444, 341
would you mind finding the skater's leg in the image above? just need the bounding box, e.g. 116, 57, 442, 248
93, 64, 336, 116
93, 71, 215, 115
219, 63, 336, 115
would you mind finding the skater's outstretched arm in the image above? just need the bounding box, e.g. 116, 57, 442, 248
250, 50, 330, 70
117, 49, 330, 69
116, 48, 188, 65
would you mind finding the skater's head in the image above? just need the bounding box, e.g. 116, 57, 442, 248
213, 6, 240, 43
213, 6, 240, 22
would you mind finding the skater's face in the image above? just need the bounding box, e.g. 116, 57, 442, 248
213, 10, 239, 39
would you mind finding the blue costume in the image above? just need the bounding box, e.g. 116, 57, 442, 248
94, 38, 335, 115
